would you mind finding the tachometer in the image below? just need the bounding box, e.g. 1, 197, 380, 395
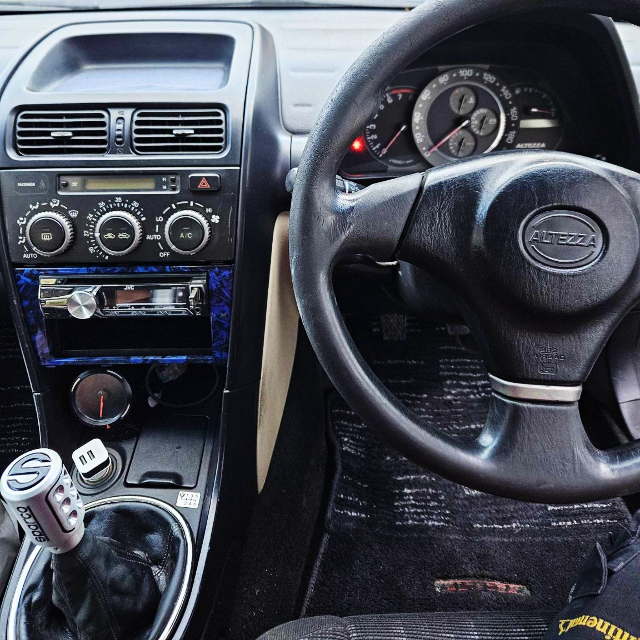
411, 68, 520, 166
364, 87, 420, 167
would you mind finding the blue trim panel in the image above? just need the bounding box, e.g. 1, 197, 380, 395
14, 265, 233, 367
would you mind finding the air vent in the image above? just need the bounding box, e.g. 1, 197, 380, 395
132, 109, 226, 154
15, 110, 109, 156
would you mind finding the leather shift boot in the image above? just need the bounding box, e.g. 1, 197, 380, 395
51, 529, 161, 640
14, 501, 187, 640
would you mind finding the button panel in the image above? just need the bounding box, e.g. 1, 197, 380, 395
1, 168, 239, 264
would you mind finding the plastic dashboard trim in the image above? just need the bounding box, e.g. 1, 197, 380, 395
14, 265, 233, 366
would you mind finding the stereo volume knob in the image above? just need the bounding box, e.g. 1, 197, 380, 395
95, 211, 143, 256
165, 210, 211, 255
26, 212, 74, 256
67, 290, 98, 320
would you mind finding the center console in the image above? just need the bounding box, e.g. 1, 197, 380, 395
0, 12, 290, 640
3, 168, 237, 365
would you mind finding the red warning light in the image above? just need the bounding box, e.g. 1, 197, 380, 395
198, 177, 211, 189
351, 137, 365, 153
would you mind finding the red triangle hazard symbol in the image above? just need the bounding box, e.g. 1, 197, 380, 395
198, 177, 210, 189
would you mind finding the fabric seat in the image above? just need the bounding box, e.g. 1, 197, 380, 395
258, 612, 556, 640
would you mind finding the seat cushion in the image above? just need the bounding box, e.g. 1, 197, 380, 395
258, 612, 556, 640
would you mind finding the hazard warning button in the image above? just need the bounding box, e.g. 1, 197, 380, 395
189, 173, 221, 193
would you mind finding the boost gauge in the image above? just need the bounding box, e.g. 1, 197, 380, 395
71, 370, 132, 427
412, 67, 520, 165
85, 198, 146, 260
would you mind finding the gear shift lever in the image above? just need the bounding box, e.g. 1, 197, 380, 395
1, 447, 161, 640
0, 448, 84, 553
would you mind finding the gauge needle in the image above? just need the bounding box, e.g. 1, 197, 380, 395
526, 107, 554, 116
99, 392, 104, 419
380, 124, 407, 156
426, 119, 470, 156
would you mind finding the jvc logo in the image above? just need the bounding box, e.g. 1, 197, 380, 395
5, 453, 52, 491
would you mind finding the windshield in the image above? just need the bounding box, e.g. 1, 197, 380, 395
0, 0, 416, 10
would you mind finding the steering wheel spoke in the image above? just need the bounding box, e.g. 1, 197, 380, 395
292, 172, 423, 270
472, 394, 620, 502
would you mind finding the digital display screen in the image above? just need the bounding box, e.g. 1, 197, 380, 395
83, 177, 156, 191
115, 289, 153, 305
114, 287, 186, 306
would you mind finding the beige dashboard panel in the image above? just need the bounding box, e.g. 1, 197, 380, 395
257, 212, 299, 491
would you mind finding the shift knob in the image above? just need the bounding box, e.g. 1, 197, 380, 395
0, 448, 84, 553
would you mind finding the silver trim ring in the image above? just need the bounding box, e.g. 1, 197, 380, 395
7, 495, 193, 640
94, 210, 143, 256
25, 212, 74, 257
489, 373, 582, 403
164, 210, 211, 256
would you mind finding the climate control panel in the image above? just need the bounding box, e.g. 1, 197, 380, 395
1, 169, 239, 264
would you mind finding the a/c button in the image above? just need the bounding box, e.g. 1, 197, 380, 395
168, 215, 205, 252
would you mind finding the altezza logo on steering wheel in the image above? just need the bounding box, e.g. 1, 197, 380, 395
521, 210, 605, 269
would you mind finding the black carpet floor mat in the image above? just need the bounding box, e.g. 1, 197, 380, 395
302, 316, 631, 618
0, 321, 39, 473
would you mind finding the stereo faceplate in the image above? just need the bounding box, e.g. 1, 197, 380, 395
1, 168, 239, 264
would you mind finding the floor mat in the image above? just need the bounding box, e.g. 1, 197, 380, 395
0, 321, 39, 473
302, 316, 631, 618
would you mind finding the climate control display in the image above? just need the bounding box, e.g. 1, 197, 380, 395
1, 168, 239, 264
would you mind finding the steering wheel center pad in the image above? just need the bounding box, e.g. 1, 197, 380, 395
397, 154, 640, 383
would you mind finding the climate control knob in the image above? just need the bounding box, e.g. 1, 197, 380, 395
164, 210, 211, 255
95, 211, 143, 256
26, 211, 74, 256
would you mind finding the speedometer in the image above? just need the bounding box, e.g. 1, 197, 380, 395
411, 68, 520, 166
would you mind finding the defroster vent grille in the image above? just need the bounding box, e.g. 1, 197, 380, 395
132, 108, 226, 154
16, 110, 109, 156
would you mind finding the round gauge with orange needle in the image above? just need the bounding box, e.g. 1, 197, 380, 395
70, 370, 132, 427
364, 87, 421, 167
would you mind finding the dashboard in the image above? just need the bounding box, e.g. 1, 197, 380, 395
0, 9, 632, 380
0, 8, 639, 640
339, 16, 639, 180
341, 65, 571, 178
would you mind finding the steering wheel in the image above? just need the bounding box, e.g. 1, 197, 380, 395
290, 0, 640, 504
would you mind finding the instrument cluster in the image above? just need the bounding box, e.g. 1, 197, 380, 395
340, 65, 569, 179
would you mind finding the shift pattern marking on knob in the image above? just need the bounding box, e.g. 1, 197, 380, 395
165, 209, 211, 255
25, 211, 74, 256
